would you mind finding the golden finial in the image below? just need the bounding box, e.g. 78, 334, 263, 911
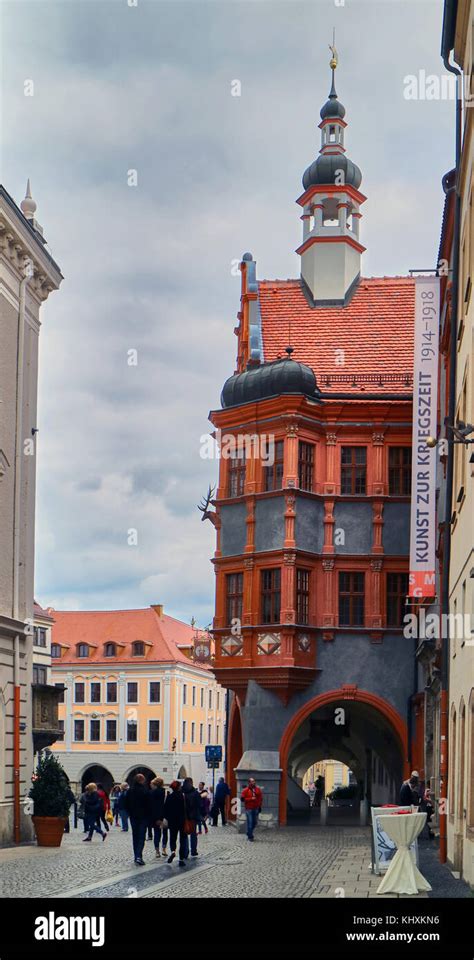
329, 28, 338, 70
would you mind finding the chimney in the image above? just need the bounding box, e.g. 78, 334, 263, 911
151, 604, 163, 618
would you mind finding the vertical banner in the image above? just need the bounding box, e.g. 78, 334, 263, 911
409, 276, 440, 598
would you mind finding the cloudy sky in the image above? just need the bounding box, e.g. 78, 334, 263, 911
2, 0, 454, 625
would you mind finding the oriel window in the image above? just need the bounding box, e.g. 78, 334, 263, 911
261, 568, 281, 624
225, 572, 243, 626
388, 447, 412, 495
298, 442, 314, 492
296, 569, 310, 625
386, 573, 408, 627
339, 572, 365, 626
341, 446, 367, 495
263, 439, 284, 491
228, 447, 246, 497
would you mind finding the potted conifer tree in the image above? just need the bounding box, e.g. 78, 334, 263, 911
29, 751, 72, 847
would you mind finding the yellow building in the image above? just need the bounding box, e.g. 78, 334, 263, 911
303, 760, 350, 796
443, 0, 474, 887
50, 604, 226, 793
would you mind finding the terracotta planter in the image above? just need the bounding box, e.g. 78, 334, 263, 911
32, 815, 66, 847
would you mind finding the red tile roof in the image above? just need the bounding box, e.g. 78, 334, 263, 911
34, 599, 55, 622
50, 606, 209, 670
258, 277, 415, 394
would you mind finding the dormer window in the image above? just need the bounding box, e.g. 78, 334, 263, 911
132, 641, 145, 657
77, 643, 89, 658
51, 643, 61, 658
104, 642, 116, 657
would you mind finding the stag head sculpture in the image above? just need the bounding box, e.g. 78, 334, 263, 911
198, 484, 217, 526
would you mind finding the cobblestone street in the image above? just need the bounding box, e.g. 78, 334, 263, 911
0, 823, 470, 899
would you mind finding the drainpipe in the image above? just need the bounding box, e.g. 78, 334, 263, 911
13, 270, 29, 843
439, 41, 462, 864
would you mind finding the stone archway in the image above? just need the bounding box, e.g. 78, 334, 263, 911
80, 764, 114, 795
177, 765, 187, 780
227, 696, 243, 817
125, 765, 156, 786
279, 688, 409, 825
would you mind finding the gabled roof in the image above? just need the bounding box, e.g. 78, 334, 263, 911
33, 599, 55, 623
258, 277, 415, 395
50, 606, 209, 670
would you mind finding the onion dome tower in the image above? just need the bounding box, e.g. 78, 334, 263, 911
296, 42, 366, 306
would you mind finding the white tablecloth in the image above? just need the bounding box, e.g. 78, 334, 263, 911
377, 813, 432, 895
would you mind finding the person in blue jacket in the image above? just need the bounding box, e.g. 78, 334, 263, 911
212, 777, 231, 826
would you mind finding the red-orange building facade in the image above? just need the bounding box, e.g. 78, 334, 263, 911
206, 61, 420, 827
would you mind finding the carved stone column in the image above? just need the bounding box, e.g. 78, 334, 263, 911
284, 493, 296, 549
370, 558, 383, 635
372, 431, 385, 496
283, 419, 299, 488
242, 557, 254, 627
322, 558, 335, 636
282, 551, 296, 626
245, 496, 256, 553
324, 432, 338, 494
372, 500, 384, 555
323, 499, 335, 554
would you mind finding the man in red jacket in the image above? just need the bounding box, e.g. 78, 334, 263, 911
240, 777, 263, 841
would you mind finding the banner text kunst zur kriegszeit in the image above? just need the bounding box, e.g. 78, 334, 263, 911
409, 276, 440, 598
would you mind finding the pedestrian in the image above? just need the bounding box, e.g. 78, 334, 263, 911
182, 777, 200, 858
207, 785, 215, 824
149, 777, 167, 858
212, 776, 230, 826
117, 782, 130, 831
307, 781, 316, 807
111, 783, 121, 825
420, 782, 435, 839
124, 773, 151, 866
163, 780, 186, 867
62, 777, 76, 833
82, 783, 107, 842
96, 782, 111, 833
400, 770, 421, 807
197, 781, 209, 835
314, 775, 325, 807
240, 777, 263, 842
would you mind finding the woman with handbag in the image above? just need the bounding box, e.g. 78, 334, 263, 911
182, 777, 200, 859
163, 780, 187, 867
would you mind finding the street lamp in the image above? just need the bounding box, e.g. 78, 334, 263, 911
426, 420, 474, 448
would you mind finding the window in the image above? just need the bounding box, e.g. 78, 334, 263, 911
341, 446, 367, 495
58, 719, 64, 735
51, 644, 61, 658
90, 682, 101, 703
226, 572, 243, 626
149, 719, 160, 743
192, 686, 196, 707
191, 722, 195, 744
208, 723, 211, 743
339, 572, 365, 626
296, 568, 310, 625
34, 627, 47, 647
33, 665, 47, 685
104, 642, 116, 657
90, 719, 100, 742
74, 719, 84, 742
263, 439, 284, 491
132, 641, 145, 657
200, 723, 204, 745
55, 682, 65, 703
386, 573, 408, 627
149, 681, 161, 703
329, 124, 336, 142
261, 568, 281, 624
200, 688, 204, 708
182, 720, 187, 743
77, 643, 89, 658
127, 720, 138, 742
228, 448, 246, 497
183, 684, 187, 705
388, 447, 412, 495
106, 681, 117, 703
298, 442, 314, 492
208, 689, 213, 710
74, 682, 85, 703
106, 719, 117, 742
127, 682, 138, 703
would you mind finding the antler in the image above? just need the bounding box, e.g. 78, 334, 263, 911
198, 484, 216, 520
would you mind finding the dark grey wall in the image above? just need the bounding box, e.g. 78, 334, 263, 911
254, 497, 285, 552
294, 497, 324, 553
241, 631, 414, 752
333, 502, 373, 554
219, 503, 247, 557
383, 502, 410, 554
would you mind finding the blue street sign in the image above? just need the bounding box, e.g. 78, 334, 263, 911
205, 744, 222, 762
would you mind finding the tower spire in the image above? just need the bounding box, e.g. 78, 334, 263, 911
328, 30, 338, 98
